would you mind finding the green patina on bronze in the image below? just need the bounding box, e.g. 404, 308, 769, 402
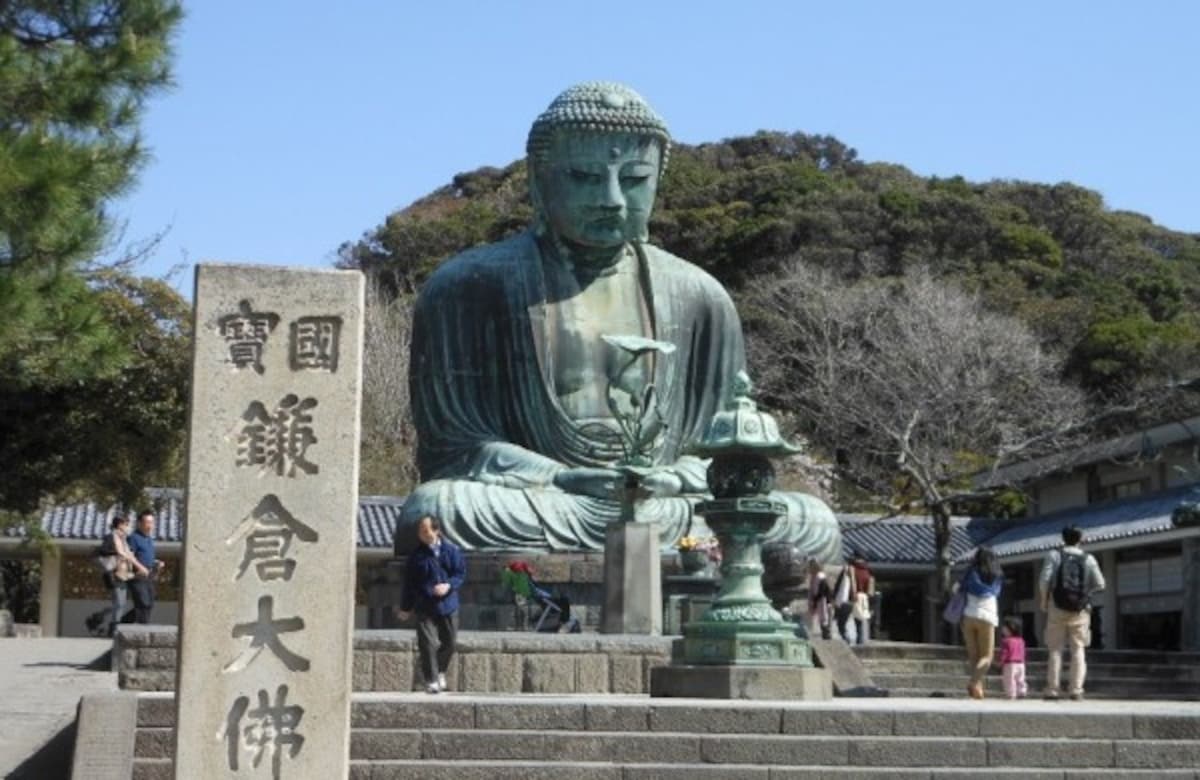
394, 82, 843, 560
678, 375, 814, 666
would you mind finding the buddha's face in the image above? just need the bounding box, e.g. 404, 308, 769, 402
535, 132, 661, 249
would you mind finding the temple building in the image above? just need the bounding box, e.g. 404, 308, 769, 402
965, 415, 1200, 652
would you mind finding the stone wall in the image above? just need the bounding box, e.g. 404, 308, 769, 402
114, 626, 673, 695
0, 608, 42, 637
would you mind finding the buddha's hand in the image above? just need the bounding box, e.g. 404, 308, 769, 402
553, 467, 622, 499
641, 468, 683, 498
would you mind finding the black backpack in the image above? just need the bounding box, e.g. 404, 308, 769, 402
1052, 552, 1090, 611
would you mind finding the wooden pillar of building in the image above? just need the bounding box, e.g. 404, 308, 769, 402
922, 574, 941, 644
38, 548, 62, 637
1096, 549, 1119, 650
1182, 538, 1200, 652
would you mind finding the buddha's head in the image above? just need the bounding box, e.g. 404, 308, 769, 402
527, 82, 671, 251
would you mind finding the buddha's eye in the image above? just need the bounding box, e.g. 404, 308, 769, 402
568, 169, 601, 184
621, 174, 651, 186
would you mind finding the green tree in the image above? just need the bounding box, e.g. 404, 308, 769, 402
0, 271, 191, 513
340, 129, 1200, 430
1, 1, 182, 383
743, 264, 1090, 597
0, 2, 184, 520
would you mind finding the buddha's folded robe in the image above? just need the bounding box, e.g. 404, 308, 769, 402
395, 231, 842, 561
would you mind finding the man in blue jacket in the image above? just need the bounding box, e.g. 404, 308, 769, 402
126, 510, 165, 624
398, 515, 467, 693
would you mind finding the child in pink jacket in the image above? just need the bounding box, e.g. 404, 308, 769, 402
998, 616, 1028, 699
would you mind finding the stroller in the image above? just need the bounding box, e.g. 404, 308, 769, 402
501, 561, 581, 633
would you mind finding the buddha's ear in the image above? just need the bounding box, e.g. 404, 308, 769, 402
527, 159, 548, 237
647, 137, 670, 185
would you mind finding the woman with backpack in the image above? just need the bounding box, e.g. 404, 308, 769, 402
958, 546, 1003, 699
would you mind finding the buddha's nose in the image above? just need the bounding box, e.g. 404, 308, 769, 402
599, 173, 625, 211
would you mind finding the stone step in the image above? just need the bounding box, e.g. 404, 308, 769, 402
134, 693, 1200, 738
872, 669, 1200, 689
132, 759, 1129, 780
884, 687, 1200, 703
356, 760, 1200, 780
862, 659, 1200, 681
870, 673, 1200, 699
122, 694, 1200, 778
129, 758, 1200, 780
129, 731, 1200, 772
856, 642, 1200, 666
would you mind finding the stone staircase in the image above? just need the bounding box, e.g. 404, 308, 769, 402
125, 692, 1200, 779
856, 641, 1200, 700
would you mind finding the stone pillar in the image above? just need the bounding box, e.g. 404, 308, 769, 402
1182, 538, 1200, 652
602, 522, 662, 634
173, 265, 363, 780
38, 548, 61, 637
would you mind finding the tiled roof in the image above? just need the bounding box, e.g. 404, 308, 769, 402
974, 415, 1200, 488
12, 486, 1199, 564
4, 487, 186, 544
958, 483, 1200, 561
838, 514, 1009, 565
7, 489, 405, 550
357, 496, 403, 549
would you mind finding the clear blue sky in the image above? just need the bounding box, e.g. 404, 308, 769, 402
113, 1, 1200, 289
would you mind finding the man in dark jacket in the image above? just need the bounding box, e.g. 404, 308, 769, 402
127, 510, 165, 624
399, 516, 466, 693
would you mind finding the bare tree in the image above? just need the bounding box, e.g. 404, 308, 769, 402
744, 262, 1090, 596
360, 278, 420, 495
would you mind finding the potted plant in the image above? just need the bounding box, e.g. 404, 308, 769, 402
676, 536, 719, 575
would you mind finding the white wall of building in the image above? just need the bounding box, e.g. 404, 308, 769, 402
1036, 477, 1088, 515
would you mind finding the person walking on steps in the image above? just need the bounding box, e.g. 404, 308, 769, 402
959, 547, 1003, 700
806, 559, 833, 640
1039, 525, 1105, 701
849, 556, 875, 644
398, 515, 467, 694
832, 559, 859, 643
998, 616, 1028, 700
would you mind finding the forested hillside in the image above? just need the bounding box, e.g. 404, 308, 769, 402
340, 130, 1200, 397
340, 130, 1200, 509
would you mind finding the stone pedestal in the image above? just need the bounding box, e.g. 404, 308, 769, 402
663, 574, 720, 635
602, 522, 662, 634
651, 663, 831, 699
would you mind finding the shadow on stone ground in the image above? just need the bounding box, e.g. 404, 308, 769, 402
5, 719, 75, 780
22, 648, 111, 673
